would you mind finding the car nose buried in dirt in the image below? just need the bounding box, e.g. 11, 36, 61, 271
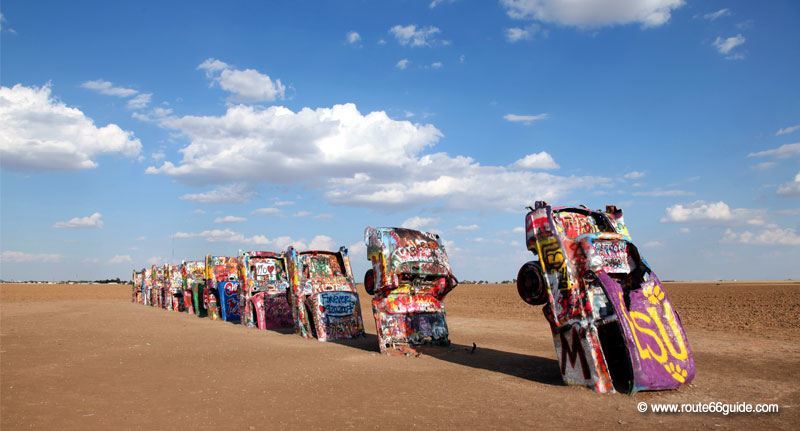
517, 201, 695, 394
132, 269, 145, 304
239, 251, 293, 330
183, 260, 206, 317
285, 246, 365, 341
167, 264, 185, 312
363, 227, 458, 355
205, 255, 242, 323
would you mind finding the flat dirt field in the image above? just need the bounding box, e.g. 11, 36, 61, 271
2, 282, 799, 430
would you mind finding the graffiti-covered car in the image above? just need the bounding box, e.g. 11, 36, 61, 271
156, 264, 170, 310
205, 255, 242, 323
132, 269, 145, 304
149, 265, 165, 308
183, 260, 206, 316
144, 267, 154, 306
363, 227, 458, 355
286, 247, 365, 341
518, 201, 695, 394
240, 251, 293, 330
167, 264, 185, 312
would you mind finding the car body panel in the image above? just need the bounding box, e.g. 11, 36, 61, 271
240, 251, 293, 330
143, 267, 153, 306
132, 269, 144, 304
183, 260, 205, 316
218, 280, 241, 323
365, 227, 457, 355
203, 255, 239, 320
286, 247, 365, 341
167, 264, 184, 312
523, 201, 694, 393
205, 255, 241, 322
152, 265, 167, 309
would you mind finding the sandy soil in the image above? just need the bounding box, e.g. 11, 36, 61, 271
1, 282, 798, 430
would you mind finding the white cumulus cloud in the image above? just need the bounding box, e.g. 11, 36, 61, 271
723, 225, 800, 246
179, 184, 255, 204
346, 31, 361, 44
53, 212, 104, 229
198, 58, 285, 102
0, 84, 142, 170
661, 201, 764, 225
712, 34, 746, 58
401, 216, 439, 230
172, 228, 270, 245
309, 235, 335, 250
500, 0, 685, 28
389, 24, 443, 47
776, 125, 800, 136
146, 102, 606, 211
0, 250, 63, 263
214, 215, 247, 223
514, 151, 559, 170
80, 79, 138, 97
126, 93, 152, 110
505, 25, 541, 42
81, 79, 151, 111
396, 58, 411, 70
661, 201, 733, 223
748, 143, 800, 159
623, 171, 645, 180
777, 172, 800, 197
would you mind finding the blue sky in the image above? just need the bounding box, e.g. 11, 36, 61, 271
1, 0, 798, 281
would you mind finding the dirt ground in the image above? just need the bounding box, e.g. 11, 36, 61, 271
1, 282, 798, 430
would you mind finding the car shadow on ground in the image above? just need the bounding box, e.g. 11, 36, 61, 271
267, 327, 296, 335
332, 333, 563, 386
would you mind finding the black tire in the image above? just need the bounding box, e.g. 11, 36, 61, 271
364, 269, 375, 295
517, 261, 547, 305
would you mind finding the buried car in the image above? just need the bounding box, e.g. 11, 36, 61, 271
183, 260, 206, 316
363, 227, 458, 355
205, 255, 242, 323
240, 251, 293, 330
517, 201, 694, 394
150, 265, 166, 308
203, 256, 241, 323
286, 246, 365, 341
167, 264, 185, 312
143, 267, 154, 306
132, 269, 145, 304
156, 264, 170, 310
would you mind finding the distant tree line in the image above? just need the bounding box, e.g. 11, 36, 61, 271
460, 279, 516, 285
0, 278, 127, 284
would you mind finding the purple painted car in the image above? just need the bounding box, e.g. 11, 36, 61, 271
516, 201, 695, 394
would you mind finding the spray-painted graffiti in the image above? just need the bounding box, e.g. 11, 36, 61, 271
168, 264, 184, 312
182, 260, 206, 317
132, 270, 144, 304
240, 251, 294, 330
516, 201, 695, 394
285, 247, 365, 341
204, 255, 240, 321
364, 227, 457, 355
218, 280, 241, 323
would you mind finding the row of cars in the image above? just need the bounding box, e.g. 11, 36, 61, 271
132, 202, 696, 394
132, 227, 458, 354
